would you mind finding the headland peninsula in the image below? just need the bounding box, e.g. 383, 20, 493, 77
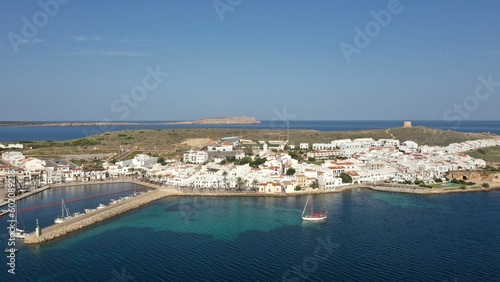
0, 116, 260, 127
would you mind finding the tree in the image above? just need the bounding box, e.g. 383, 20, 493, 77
250, 157, 266, 168
222, 171, 228, 191
295, 185, 301, 191
157, 157, 166, 165
286, 168, 296, 176
482, 183, 490, 188
239, 156, 252, 165
340, 172, 352, 184
251, 179, 259, 191
289, 151, 300, 160
310, 179, 319, 189
237, 177, 245, 192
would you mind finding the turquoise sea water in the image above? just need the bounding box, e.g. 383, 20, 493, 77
1, 185, 499, 281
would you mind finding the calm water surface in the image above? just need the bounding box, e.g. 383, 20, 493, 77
1, 185, 499, 281
1, 120, 498, 142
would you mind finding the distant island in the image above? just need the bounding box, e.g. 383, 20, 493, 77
165, 116, 260, 125
0, 116, 260, 127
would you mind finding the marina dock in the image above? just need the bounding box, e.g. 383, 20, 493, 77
23, 188, 182, 245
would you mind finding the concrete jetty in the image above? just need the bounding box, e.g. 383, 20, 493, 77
23, 188, 182, 245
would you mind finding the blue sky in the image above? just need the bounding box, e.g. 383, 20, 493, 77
1, 0, 499, 122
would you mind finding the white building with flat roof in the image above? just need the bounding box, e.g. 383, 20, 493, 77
183, 151, 208, 164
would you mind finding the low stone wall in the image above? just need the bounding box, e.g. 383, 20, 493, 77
23, 188, 181, 245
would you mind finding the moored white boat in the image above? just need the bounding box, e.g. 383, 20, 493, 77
12, 228, 29, 239
302, 192, 327, 221
54, 199, 73, 224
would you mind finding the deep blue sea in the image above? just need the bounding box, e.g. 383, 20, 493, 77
0, 120, 499, 142
1, 184, 499, 281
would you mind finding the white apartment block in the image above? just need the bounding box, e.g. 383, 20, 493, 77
132, 154, 158, 168
317, 173, 342, 190
2, 151, 25, 165
312, 143, 335, 150
0, 143, 23, 149
306, 150, 340, 159
207, 142, 233, 152
183, 150, 208, 164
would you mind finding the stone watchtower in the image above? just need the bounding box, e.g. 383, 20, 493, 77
402, 121, 412, 128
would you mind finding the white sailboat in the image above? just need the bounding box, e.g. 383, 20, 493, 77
302, 192, 327, 221
54, 199, 72, 224
12, 195, 30, 239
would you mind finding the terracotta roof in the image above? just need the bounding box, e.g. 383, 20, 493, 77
346, 171, 359, 177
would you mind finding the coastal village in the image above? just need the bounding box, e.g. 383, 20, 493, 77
1, 132, 500, 196
2, 126, 500, 245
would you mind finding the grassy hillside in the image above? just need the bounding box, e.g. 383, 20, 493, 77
466, 146, 500, 163
15, 126, 497, 159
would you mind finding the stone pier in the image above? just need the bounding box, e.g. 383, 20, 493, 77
23, 188, 182, 245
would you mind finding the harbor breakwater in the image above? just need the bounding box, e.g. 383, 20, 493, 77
23, 188, 182, 245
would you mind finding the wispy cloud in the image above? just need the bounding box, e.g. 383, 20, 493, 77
66, 50, 148, 57
70, 35, 153, 44
116, 38, 153, 43
70, 36, 106, 42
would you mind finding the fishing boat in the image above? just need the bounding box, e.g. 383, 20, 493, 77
302, 192, 327, 221
96, 203, 106, 209
54, 199, 72, 224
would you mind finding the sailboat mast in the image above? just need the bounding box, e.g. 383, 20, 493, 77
310, 193, 314, 214
302, 193, 310, 216
302, 194, 311, 216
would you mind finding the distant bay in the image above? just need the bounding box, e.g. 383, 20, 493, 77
0, 120, 499, 142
